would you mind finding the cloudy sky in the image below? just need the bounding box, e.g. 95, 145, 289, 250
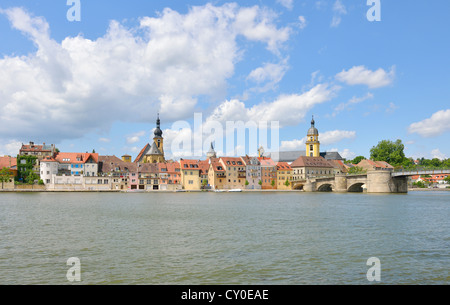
0, 0, 449, 160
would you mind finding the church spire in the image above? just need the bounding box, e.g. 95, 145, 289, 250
154, 113, 163, 137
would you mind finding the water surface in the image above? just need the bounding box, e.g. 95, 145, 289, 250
0, 191, 448, 284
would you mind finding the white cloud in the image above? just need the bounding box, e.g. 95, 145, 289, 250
0, 140, 22, 156
279, 130, 356, 151
331, 0, 347, 28
126, 131, 146, 144
207, 83, 340, 127
277, 0, 294, 10
335, 65, 395, 88
431, 149, 447, 160
246, 58, 289, 92
329, 148, 356, 160
0, 5, 292, 143
298, 16, 307, 30
332, 92, 374, 116
319, 130, 356, 146
385, 102, 399, 114
280, 138, 306, 151
408, 109, 450, 137
99, 138, 110, 143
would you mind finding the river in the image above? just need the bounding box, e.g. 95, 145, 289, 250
0, 191, 448, 284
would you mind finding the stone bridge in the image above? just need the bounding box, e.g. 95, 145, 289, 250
292, 170, 408, 193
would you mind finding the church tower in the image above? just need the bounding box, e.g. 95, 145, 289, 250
306, 116, 320, 157
207, 142, 217, 159
153, 113, 164, 156
142, 114, 165, 163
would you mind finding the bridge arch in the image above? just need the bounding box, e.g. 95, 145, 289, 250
293, 183, 304, 190
317, 183, 333, 192
347, 182, 365, 192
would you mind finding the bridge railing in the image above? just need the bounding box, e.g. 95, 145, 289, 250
392, 168, 450, 177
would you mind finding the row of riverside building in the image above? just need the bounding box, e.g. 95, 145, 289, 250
2, 116, 411, 191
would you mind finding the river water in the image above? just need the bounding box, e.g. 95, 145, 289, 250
0, 191, 448, 285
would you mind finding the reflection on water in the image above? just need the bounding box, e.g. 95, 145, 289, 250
0, 191, 448, 284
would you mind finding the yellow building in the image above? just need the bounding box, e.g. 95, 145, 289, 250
208, 158, 227, 190
305, 116, 320, 157
219, 157, 247, 190
121, 155, 132, 162
277, 162, 292, 190
180, 159, 202, 190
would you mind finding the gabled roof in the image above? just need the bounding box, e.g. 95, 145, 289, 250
180, 159, 201, 170
258, 157, 276, 167
148, 141, 162, 155
290, 156, 333, 168
134, 143, 151, 163
54, 152, 99, 164
198, 160, 210, 175
220, 157, 245, 167
357, 159, 394, 169
98, 155, 137, 173
277, 162, 292, 170
328, 159, 347, 172
20, 143, 53, 153
210, 159, 225, 172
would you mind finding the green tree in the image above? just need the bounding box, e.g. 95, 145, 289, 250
0, 167, 12, 189
430, 158, 442, 167
284, 179, 290, 187
271, 179, 276, 187
401, 158, 415, 169
245, 180, 249, 186
350, 156, 366, 164
370, 139, 407, 166
443, 159, 450, 168
25, 172, 39, 185
258, 180, 262, 186
412, 181, 426, 188
444, 176, 450, 184
347, 166, 367, 175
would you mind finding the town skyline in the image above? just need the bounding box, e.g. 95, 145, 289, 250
0, 1, 449, 161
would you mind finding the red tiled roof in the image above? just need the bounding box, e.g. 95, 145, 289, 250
180, 159, 201, 170
210, 159, 225, 172
54, 152, 99, 164
20, 144, 52, 152
220, 157, 245, 167
258, 157, 276, 167
198, 160, 210, 175
134, 143, 151, 163
277, 162, 291, 170
357, 159, 394, 169
0, 156, 17, 169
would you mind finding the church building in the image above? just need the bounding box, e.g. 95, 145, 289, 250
134, 115, 165, 163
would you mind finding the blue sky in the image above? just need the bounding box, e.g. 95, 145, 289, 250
0, 0, 449, 161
